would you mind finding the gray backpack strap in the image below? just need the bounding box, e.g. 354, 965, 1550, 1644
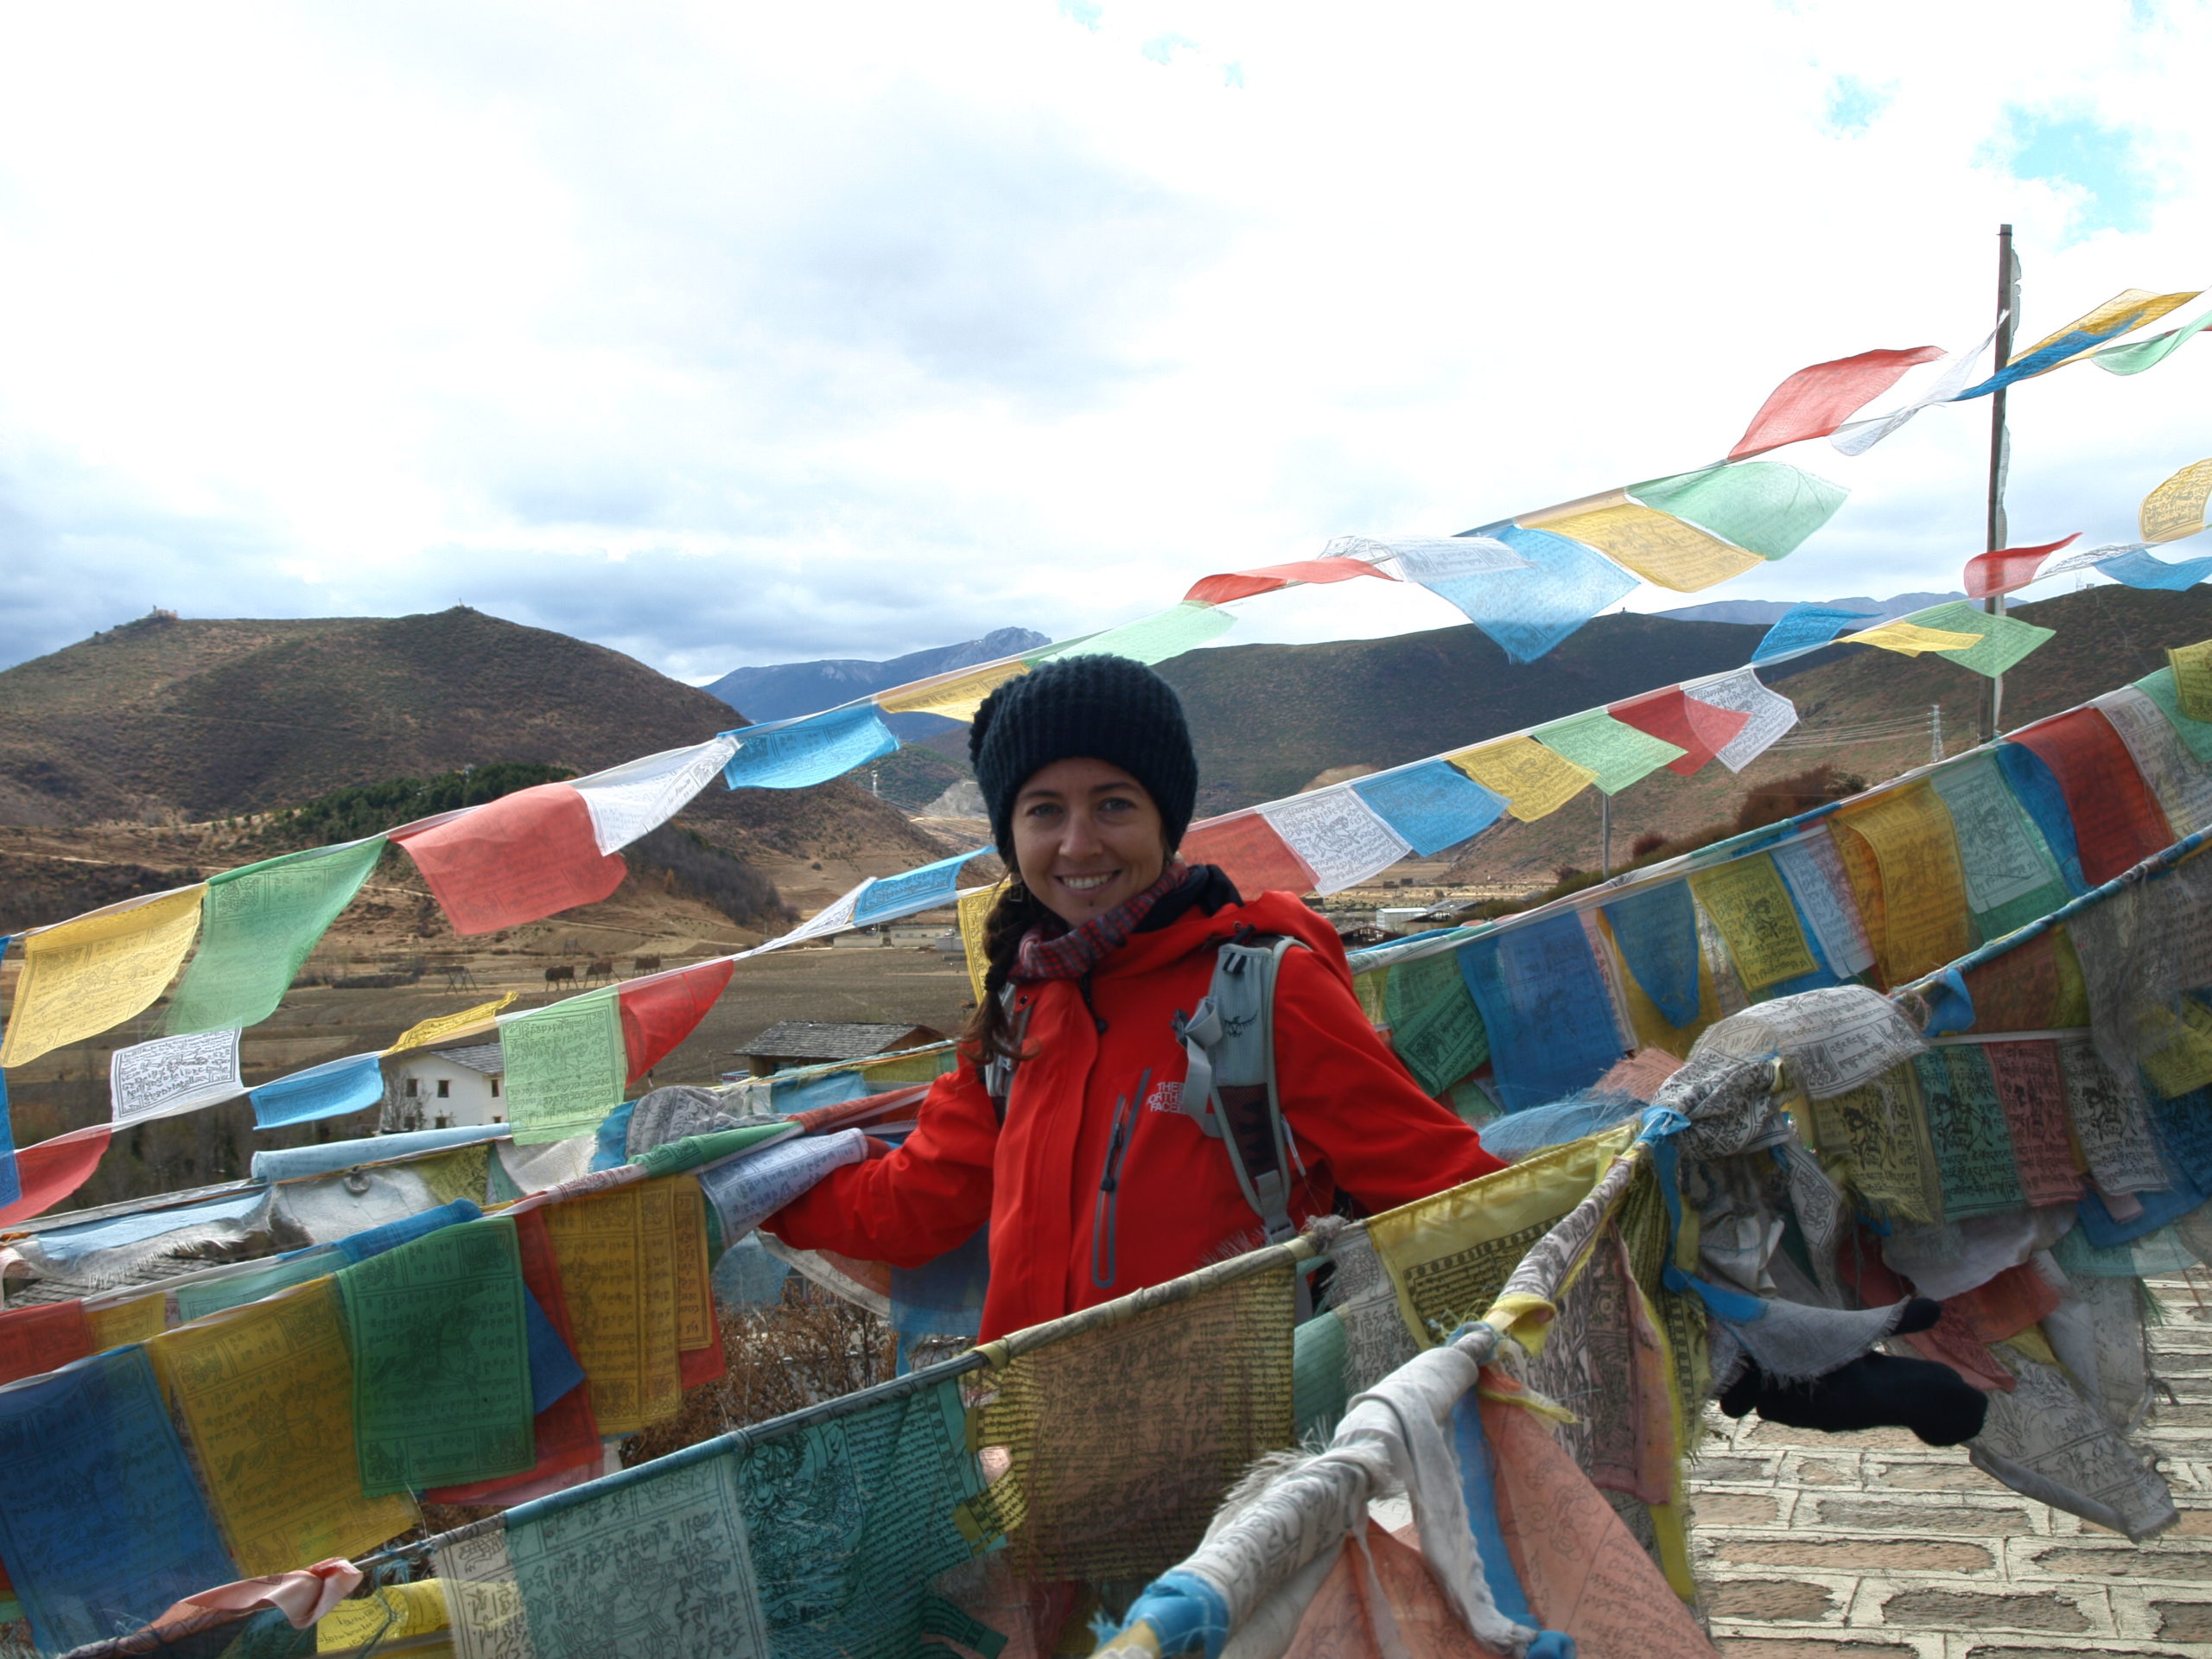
1173, 934, 1307, 1246
984, 986, 1028, 1125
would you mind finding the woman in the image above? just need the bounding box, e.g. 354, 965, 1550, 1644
767, 656, 1501, 1340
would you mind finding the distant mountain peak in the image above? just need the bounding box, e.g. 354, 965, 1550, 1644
1655, 592, 1967, 628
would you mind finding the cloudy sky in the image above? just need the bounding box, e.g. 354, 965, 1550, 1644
2, 1, 2208, 683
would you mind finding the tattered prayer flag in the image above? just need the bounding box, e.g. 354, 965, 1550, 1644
1533, 710, 1684, 795
166, 839, 386, 1035
2169, 642, 2212, 724
1880, 602, 2055, 677
111, 1028, 244, 1125
1415, 524, 1636, 664
338, 1217, 535, 1497
877, 661, 1027, 724
2096, 549, 2212, 591
1601, 880, 1702, 1029
1727, 346, 1947, 459
721, 706, 899, 789
1352, 760, 1507, 855
1179, 811, 1317, 894
618, 960, 734, 1087
571, 736, 742, 855
1517, 491, 1764, 592
1627, 461, 1849, 558
0, 1302, 91, 1387
2012, 709, 2176, 885
1689, 855, 1818, 989
1460, 912, 1627, 1113
396, 785, 626, 937
389, 993, 516, 1054
1449, 738, 1596, 823
1258, 790, 1412, 894
1965, 534, 2083, 599
0, 1347, 239, 1655
1692, 670, 1800, 770
2094, 307, 2212, 374
0, 886, 206, 1069
853, 849, 974, 925
502, 991, 629, 1145
1182, 556, 1396, 606
0, 1125, 111, 1229
250, 1052, 386, 1128
1607, 686, 1750, 776
1751, 603, 1878, 664
1030, 601, 1235, 665
1843, 620, 1985, 657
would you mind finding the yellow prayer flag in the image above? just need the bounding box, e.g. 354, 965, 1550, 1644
2015, 288, 2201, 371
2141, 457, 2212, 545
1688, 855, 1818, 989
1518, 491, 1763, 593
147, 1279, 416, 1573
2137, 998, 2212, 1098
877, 661, 1028, 723
2169, 639, 2212, 723
387, 993, 518, 1056
85, 1292, 168, 1351
316, 1580, 450, 1650
0, 886, 207, 1068
957, 880, 1005, 1003
541, 1179, 683, 1435
1447, 737, 1596, 823
1833, 785, 1972, 988
1840, 620, 1985, 657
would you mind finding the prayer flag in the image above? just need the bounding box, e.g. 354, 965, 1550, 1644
1628, 461, 1849, 558
878, 662, 1028, 724
1727, 346, 1946, 459
571, 736, 742, 854
1911, 1048, 2025, 1222
721, 706, 900, 789
1834, 327, 1999, 456
2094, 306, 2212, 374
2094, 549, 2212, 591
1030, 601, 1235, 665
501, 990, 629, 1145
2012, 709, 2175, 884
1533, 710, 1684, 795
396, 785, 626, 936
957, 881, 1001, 1003
1955, 289, 2202, 396
1751, 603, 1878, 664
1182, 556, 1395, 606
110, 1028, 244, 1125
166, 839, 386, 1035
1601, 880, 1702, 1028
1689, 855, 1818, 989
1607, 686, 1750, 776
1459, 912, 1627, 1112
1882, 601, 2055, 677
1179, 811, 1317, 893
0, 1302, 92, 1387
389, 993, 516, 1054
1382, 537, 1530, 582
1771, 834, 1876, 977
1257, 790, 1413, 894
853, 849, 974, 924
251, 1052, 387, 1128
2168, 642, 2212, 723
2094, 688, 2212, 838
1517, 491, 1764, 592
1689, 669, 1799, 770
0, 886, 206, 1068
1842, 620, 1985, 657
1414, 524, 1636, 664
1352, 760, 1506, 855
2135, 666, 2212, 766
1964, 533, 2082, 599
1831, 785, 1973, 987
1384, 950, 1489, 1096
0, 1125, 111, 1229
1448, 737, 1597, 823
617, 960, 734, 1086
540, 1179, 685, 1435
1929, 754, 2070, 939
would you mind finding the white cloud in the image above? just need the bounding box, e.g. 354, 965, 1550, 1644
1, 0, 2208, 683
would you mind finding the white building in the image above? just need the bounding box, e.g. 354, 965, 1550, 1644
383, 1043, 506, 1132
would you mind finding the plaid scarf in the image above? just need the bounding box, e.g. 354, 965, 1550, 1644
1011, 863, 1191, 982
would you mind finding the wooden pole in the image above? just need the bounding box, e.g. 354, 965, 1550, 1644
1983, 225, 2018, 743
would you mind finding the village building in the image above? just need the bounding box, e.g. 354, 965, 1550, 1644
730, 1020, 945, 1078
380, 1042, 506, 1131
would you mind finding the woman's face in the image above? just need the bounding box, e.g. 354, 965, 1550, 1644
1011, 756, 1170, 928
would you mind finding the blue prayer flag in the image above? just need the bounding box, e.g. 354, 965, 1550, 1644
2091, 549, 2212, 591
251, 1050, 387, 1128
1459, 912, 1626, 1112
1994, 743, 2088, 894
1352, 761, 1507, 856
1600, 880, 1702, 1028
854, 850, 975, 925
1421, 524, 1637, 664
1751, 604, 1878, 664
721, 706, 899, 791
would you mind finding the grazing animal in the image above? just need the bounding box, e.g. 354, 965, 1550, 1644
632, 955, 662, 975
543, 965, 575, 988
584, 957, 614, 986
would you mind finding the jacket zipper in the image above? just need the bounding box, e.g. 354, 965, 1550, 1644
1091, 1067, 1148, 1290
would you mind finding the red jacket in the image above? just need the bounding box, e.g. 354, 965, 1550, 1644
767, 889, 1502, 1340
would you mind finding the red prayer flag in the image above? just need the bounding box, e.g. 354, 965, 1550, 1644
0, 1301, 92, 1386
1730, 345, 1947, 459
1183, 557, 1397, 607
0, 1125, 112, 1229
393, 784, 627, 936
1179, 812, 1317, 894
2012, 711, 2176, 885
618, 960, 736, 1088
1606, 686, 1752, 775
1964, 533, 2082, 599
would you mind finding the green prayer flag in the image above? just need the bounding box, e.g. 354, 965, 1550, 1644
337, 1217, 533, 1497
2135, 667, 2212, 766
165, 838, 387, 1035
1534, 710, 1686, 795
633, 1121, 799, 1179
1384, 949, 1488, 1096
1628, 461, 1849, 561
175, 1249, 340, 1323
1030, 601, 1235, 667
2094, 308, 2212, 375
502, 991, 627, 1145
1897, 601, 2055, 678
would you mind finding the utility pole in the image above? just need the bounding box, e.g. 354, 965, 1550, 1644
1982, 225, 2019, 745
1929, 703, 1943, 764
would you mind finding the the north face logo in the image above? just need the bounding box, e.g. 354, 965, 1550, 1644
1144, 1079, 1183, 1114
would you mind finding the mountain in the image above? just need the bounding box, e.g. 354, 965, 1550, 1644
1655, 591, 1967, 626
705, 626, 1052, 724
0, 607, 938, 868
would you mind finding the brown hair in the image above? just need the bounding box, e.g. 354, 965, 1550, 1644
958, 881, 1054, 1069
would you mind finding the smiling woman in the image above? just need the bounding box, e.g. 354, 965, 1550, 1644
764, 655, 1501, 1339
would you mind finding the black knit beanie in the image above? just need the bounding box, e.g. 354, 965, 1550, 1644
969, 656, 1198, 863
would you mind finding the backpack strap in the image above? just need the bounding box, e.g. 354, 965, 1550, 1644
1172, 932, 1307, 1247
983, 985, 1027, 1126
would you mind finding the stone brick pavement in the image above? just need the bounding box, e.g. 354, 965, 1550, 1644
1688, 1272, 2212, 1658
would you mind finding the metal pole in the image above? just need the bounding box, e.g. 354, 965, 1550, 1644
1599, 790, 1611, 878
1983, 224, 2018, 744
